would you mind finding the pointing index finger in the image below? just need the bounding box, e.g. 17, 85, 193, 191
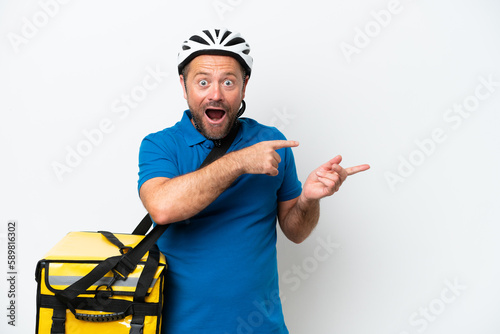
345, 164, 371, 176
269, 140, 300, 150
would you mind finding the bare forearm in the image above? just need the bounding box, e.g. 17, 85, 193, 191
141, 153, 243, 224
280, 195, 320, 244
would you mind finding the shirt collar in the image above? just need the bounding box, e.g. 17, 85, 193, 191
180, 110, 208, 147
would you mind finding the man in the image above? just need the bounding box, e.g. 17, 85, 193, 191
138, 28, 369, 333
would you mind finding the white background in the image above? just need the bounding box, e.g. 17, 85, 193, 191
1, 0, 500, 333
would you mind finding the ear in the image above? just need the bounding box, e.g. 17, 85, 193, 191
180, 74, 188, 100
241, 75, 250, 99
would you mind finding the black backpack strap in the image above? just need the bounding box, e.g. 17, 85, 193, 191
132, 121, 240, 235
132, 214, 154, 236
56, 255, 123, 306
133, 244, 161, 303
130, 314, 145, 334
200, 121, 240, 168
50, 307, 66, 334
98, 230, 133, 254
113, 224, 168, 278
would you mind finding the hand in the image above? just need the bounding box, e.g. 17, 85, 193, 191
302, 155, 370, 201
232, 140, 299, 176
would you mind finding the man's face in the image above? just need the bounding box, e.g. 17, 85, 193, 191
180, 55, 249, 140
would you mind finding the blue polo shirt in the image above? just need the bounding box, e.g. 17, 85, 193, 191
138, 110, 302, 334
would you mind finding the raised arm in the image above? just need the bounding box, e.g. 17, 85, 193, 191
139, 140, 299, 225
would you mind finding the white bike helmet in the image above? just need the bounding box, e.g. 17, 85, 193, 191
177, 28, 253, 77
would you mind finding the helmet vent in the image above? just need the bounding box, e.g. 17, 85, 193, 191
219, 30, 232, 44
225, 37, 245, 47
203, 30, 216, 44
189, 35, 210, 45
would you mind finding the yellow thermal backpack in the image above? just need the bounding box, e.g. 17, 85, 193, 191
35, 217, 168, 334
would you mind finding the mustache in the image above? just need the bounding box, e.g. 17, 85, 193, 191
204, 102, 228, 110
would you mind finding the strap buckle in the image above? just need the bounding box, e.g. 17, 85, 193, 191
119, 246, 132, 255
130, 323, 144, 334
108, 268, 127, 288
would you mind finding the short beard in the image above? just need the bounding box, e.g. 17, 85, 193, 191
189, 103, 239, 141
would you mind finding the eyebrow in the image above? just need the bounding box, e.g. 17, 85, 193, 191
193, 71, 238, 78
193, 71, 210, 77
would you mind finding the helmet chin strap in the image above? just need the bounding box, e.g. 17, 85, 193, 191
236, 99, 246, 118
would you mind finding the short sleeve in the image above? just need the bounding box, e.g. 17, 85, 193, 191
137, 133, 180, 194
277, 146, 302, 202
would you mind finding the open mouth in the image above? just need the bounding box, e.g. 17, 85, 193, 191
205, 108, 226, 124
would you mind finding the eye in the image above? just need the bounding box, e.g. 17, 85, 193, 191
199, 80, 208, 87
223, 80, 233, 86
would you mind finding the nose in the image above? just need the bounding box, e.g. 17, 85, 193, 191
208, 83, 223, 102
